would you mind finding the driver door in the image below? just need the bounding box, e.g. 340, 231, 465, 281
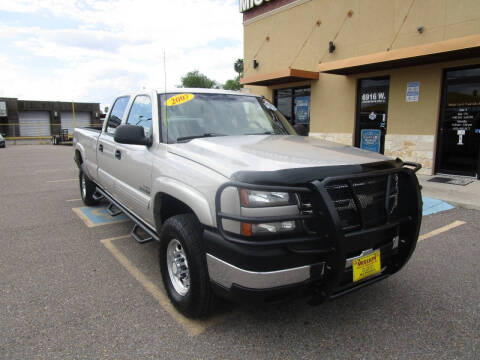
113, 95, 154, 222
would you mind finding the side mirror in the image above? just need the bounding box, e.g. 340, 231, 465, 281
114, 124, 151, 146
294, 124, 308, 136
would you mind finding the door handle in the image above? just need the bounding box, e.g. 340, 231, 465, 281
115, 149, 122, 160
99, 144, 103, 152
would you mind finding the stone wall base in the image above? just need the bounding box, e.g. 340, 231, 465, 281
385, 134, 435, 175
309, 132, 353, 146
309, 132, 435, 175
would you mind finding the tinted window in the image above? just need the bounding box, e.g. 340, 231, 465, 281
106, 96, 130, 134
126, 95, 152, 137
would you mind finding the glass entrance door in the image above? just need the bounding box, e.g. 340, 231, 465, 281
436, 66, 480, 178
355, 77, 389, 154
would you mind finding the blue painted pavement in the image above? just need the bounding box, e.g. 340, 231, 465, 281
422, 197, 454, 216
74, 205, 128, 226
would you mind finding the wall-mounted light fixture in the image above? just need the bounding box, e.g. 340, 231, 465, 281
417, 26, 424, 34
253, 59, 259, 69
328, 41, 336, 53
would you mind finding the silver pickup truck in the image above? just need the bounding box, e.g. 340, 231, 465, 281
73, 88, 422, 318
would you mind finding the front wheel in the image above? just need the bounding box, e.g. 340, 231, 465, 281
159, 214, 217, 318
79, 169, 99, 206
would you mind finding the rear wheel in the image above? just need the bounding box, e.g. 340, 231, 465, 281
79, 169, 99, 206
159, 214, 217, 318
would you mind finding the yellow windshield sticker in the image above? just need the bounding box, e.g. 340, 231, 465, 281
166, 93, 195, 106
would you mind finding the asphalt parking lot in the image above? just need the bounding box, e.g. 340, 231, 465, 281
0, 145, 479, 359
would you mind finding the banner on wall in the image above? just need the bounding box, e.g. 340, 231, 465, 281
294, 96, 310, 124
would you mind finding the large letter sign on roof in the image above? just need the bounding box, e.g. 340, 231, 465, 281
239, 0, 271, 13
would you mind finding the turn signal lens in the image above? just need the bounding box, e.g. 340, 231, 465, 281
241, 222, 252, 236
240, 221, 296, 236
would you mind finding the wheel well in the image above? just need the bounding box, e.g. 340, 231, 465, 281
154, 193, 195, 226
75, 150, 83, 166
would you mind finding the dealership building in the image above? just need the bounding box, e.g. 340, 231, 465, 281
240, 0, 480, 178
0, 98, 101, 143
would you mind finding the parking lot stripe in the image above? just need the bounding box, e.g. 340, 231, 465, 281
101, 235, 230, 336
47, 178, 77, 183
418, 220, 466, 242
66, 198, 82, 202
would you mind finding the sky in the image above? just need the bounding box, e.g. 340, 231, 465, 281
0, 0, 243, 109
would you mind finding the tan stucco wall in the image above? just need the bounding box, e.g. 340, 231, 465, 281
244, 0, 480, 75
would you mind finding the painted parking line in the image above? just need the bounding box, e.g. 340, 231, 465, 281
422, 197, 454, 216
66, 198, 82, 202
418, 220, 466, 242
47, 178, 77, 183
101, 235, 231, 336
72, 205, 129, 227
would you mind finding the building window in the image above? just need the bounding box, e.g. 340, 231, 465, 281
274, 86, 311, 133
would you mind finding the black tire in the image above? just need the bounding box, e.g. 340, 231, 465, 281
159, 214, 217, 318
79, 168, 100, 206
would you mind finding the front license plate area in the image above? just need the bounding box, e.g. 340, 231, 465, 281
352, 250, 381, 282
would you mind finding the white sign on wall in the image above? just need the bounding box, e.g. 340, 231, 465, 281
239, 0, 272, 13
406, 81, 420, 102
0, 101, 7, 117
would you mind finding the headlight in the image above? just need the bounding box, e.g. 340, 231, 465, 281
239, 189, 295, 207
238, 188, 298, 236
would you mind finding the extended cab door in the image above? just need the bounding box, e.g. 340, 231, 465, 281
112, 95, 154, 223
97, 96, 130, 192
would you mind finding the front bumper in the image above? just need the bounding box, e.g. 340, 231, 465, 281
207, 161, 422, 303
206, 253, 313, 290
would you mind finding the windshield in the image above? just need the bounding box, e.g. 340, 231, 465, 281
159, 93, 296, 143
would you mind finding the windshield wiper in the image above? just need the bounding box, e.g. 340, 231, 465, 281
176, 133, 226, 142
245, 131, 275, 135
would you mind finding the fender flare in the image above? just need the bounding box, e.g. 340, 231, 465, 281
152, 177, 214, 227
74, 143, 85, 168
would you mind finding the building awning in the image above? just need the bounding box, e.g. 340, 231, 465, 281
318, 34, 480, 75
240, 68, 319, 86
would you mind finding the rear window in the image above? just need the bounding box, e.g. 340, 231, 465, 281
106, 96, 130, 135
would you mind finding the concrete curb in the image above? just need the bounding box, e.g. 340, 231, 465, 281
418, 175, 480, 211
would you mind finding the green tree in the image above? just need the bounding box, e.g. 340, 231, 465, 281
234, 58, 244, 76
223, 76, 241, 91
180, 70, 217, 88
223, 58, 244, 91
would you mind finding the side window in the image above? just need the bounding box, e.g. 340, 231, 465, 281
106, 96, 130, 135
126, 95, 153, 137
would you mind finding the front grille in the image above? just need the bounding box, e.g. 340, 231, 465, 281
325, 174, 399, 232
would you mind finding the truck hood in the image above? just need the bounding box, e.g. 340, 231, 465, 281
167, 135, 391, 179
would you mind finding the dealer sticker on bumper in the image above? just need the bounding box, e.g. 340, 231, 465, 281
352, 250, 381, 282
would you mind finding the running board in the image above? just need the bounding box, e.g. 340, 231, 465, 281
95, 187, 160, 243
131, 224, 154, 244
106, 203, 123, 217
92, 191, 104, 201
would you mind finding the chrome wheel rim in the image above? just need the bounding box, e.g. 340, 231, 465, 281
166, 239, 190, 296
81, 174, 87, 199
